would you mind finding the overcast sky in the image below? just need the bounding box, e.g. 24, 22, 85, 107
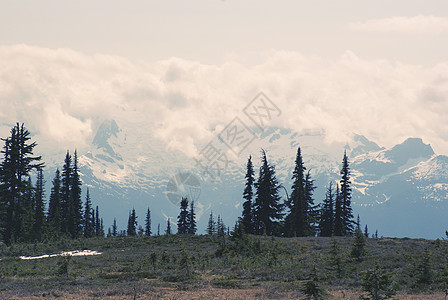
1, 0, 448, 156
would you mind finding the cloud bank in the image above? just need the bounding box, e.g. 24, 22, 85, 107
0, 44, 447, 158
349, 15, 448, 35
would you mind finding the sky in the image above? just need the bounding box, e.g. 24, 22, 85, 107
1, 0, 448, 157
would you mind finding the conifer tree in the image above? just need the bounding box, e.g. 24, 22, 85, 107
284, 148, 317, 237
95, 206, 101, 236
21, 176, 34, 241
187, 200, 196, 234
177, 197, 189, 234
206, 211, 216, 235
304, 171, 318, 234
68, 150, 83, 238
60, 151, 72, 234
217, 215, 226, 236
157, 223, 160, 235
145, 208, 151, 236
47, 169, 62, 236
127, 208, 137, 236
0, 123, 43, 244
165, 219, 171, 235
112, 218, 117, 237
252, 149, 283, 236
319, 182, 335, 237
33, 169, 45, 241
333, 184, 344, 236
83, 188, 94, 238
364, 224, 369, 238
241, 155, 255, 234
340, 151, 354, 235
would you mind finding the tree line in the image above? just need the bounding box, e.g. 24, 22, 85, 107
239, 147, 356, 237
0, 123, 358, 244
0, 123, 106, 244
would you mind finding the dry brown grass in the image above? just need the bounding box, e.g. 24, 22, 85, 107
4, 285, 447, 300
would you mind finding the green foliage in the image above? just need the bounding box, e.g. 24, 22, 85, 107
414, 248, 432, 287
253, 149, 283, 236
285, 147, 317, 237
127, 208, 137, 236
351, 228, 366, 261
57, 255, 71, 278
360, 265, 397, 300
242, 155, 255, 234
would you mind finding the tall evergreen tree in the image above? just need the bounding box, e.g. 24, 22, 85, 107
33, 169, 45, 241
252, 150, 283, 236
177, 197, 189, 234
127, 208, 137, 236
340, 151, 354, 235
206, 211, 216, 235
319, 182, 335, 237
47, 169, 62, 236
145, 208, 151, 236
187, 201, 196, 234
333, 184, 344, 236
0, 123, 43, 244
165, 219, 171, 235
112, 218, 117, 237
20, 176, 34, 241
284, 148, 317, 237
217, 215, 226, 236
241, 155, 255, 234
60, 151, 72, 234
68, 150, 83, 238
83, 188, 94, 238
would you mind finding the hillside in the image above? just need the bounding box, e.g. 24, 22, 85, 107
1, 234, 447, 299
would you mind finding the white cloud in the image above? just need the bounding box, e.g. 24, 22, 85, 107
348, 15, 448, 35
0, 45, 448, 159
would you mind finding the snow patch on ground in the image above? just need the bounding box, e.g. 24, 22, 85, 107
20, 250, 102, 260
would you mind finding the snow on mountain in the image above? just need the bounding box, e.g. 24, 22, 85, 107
66, 119, 448, 239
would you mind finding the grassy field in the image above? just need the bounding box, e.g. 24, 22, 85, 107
0, 234, 447, 299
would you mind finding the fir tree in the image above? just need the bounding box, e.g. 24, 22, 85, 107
319, 182, 335, 237
83, 188, 94, 238
340, 151, 354, 235
95, 206, 101, 236
47, 169, 62, 236
284, 147, 307, 237
157, 223, 160, 235
0, 123, 43, 244
364, 224, 369, 238
177, 197, 189, 234
217, 215, 226, 236
60, 151, 71, 234
127, 208, 137, 236
145, 208, 151, 236
252, 149, 283, 236
187, 200, 197, 234
333, 185, 344, 236
33, 169, 45, 241
206, 211, 216, 235
165, 218, 171, 235
68, 150, 83, 238
241, 155, 255, 234
351, 226, 366, 261
112, 218, 117, 237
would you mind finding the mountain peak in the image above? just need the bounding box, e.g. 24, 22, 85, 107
388, 138, 434, 164
92, 119, 121, 156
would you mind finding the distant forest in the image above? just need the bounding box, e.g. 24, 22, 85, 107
0, 123, 366, 245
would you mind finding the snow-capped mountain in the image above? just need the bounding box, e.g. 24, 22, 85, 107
47, 119, 447, 239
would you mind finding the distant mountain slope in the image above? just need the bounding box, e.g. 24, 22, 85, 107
51, 119, 448, 239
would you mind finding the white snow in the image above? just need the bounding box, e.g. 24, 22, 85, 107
20, 250, 102, 260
